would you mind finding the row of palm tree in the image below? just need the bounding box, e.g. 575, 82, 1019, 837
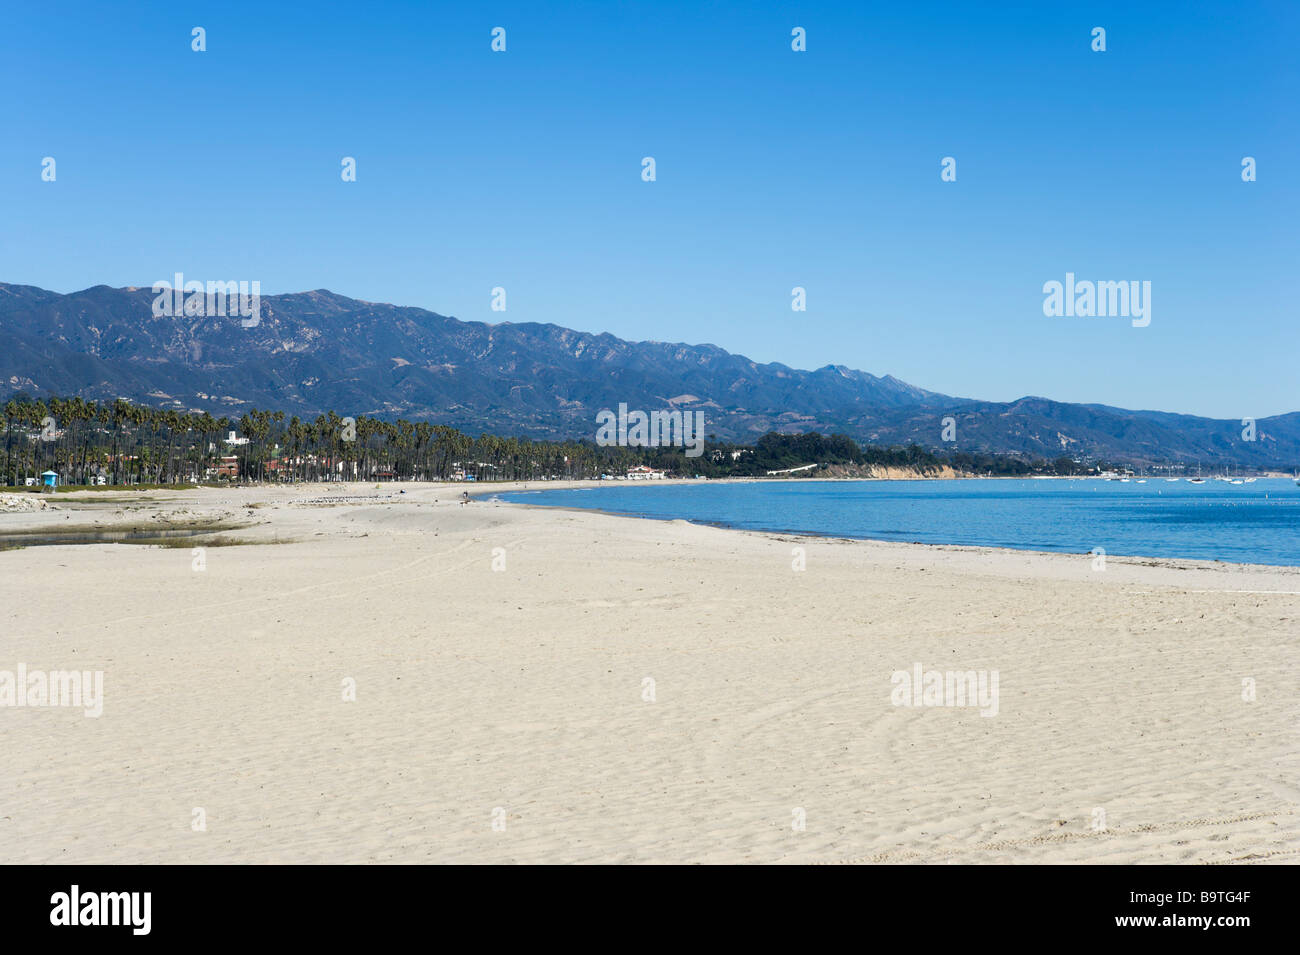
3, 395, 236, 486
1, 394, 687, 486
7, 393, 1056, 488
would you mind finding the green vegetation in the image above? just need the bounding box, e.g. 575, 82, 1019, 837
3, 393, 1101, 486
639, 432, 1098, 478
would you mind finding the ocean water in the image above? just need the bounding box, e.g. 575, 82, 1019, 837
500, 478, 1300, 566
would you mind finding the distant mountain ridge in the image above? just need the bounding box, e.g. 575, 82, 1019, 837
1, 282, 1296, 468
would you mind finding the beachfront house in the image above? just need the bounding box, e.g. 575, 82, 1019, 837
626, 465, 665, 480
205, 456, 240, 480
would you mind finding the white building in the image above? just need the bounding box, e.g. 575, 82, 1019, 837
626, 465, 665, 480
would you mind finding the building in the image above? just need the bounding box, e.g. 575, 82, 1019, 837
626, 465, 665, 480
40, 470, 58, 489
209, 431, 250, 453
205, 456, 240, 480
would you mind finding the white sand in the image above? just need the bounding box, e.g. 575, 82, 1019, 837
1, 481, 1297, 864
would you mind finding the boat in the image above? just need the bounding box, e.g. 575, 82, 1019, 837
1188, 477, 1206, 484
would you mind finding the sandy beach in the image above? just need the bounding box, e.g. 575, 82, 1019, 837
1, 480, 1297, 864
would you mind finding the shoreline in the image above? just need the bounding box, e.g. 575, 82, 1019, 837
8, 477, 1299, 575
6, 477, 1299, 575
483, 479, 1300, 576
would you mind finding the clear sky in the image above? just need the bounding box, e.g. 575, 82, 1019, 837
2, 1, 1295, 418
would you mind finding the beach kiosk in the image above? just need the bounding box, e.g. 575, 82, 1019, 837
40, 470, 58, 489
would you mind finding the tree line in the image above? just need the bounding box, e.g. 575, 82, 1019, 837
2, 393, 1098, 487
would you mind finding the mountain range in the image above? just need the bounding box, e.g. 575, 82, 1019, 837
2, 282, 1296, 468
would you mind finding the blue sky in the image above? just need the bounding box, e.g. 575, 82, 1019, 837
2, 1, 1295, 418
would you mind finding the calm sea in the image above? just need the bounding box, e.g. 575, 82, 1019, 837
499, 478, 1300, 567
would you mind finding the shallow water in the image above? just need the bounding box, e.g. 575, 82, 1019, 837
0, 527, 218, 549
